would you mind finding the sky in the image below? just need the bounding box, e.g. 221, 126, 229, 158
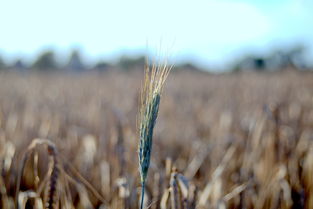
0, 0, 312, 69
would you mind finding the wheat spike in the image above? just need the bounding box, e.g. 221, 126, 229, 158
138, 59, 171, 209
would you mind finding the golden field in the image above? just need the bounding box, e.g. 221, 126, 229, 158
0, 70, 313, 209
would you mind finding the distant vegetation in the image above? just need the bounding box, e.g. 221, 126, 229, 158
32, 51, 58, 71
0, 56, 5, 70
231, 45, 311, 72
0, 44, 312, 72
117, 55, 145, 71
65, 49, 86, 71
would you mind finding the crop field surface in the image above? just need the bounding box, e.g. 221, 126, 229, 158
1, 70, 313, 209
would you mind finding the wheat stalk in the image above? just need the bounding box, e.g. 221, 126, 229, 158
44, 144, 59, 209
138, 59, 171, 209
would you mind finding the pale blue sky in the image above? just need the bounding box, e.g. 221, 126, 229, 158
0, 0, 312, 68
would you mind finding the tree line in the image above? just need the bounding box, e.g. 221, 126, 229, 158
0, 45, 312, 72
231, 45, 312, 72
0, 49, 147, 72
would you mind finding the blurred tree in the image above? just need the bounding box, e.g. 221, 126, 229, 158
232, 55, 267, 72
11, 59, 27, 71
253, 58, 266, 71
0, 56, 5, 70
266, 45, 308, 70
178, 62, 199, 70
32, 50, 58, 70
93, 60, 111, 71
231, 44, 310, 72
285, 45, 307, 69
65, 49, 85, 71
117, 55, 145, 71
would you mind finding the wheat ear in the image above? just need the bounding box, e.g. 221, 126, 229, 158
138, 60, 171, 209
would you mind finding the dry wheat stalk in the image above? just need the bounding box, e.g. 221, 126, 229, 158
16, 139, 57, 208
170, 169, 180, 209
44, 144, 59, 209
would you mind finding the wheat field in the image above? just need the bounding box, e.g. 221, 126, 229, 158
0, 70, 313, 209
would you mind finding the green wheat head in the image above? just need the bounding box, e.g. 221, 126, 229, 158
138, 60, 171, 208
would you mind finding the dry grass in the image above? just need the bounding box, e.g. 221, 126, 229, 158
0, 70, 313, 208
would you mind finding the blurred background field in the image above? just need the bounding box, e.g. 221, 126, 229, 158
1, 70, 313, 208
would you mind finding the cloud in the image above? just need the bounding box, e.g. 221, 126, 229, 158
262, 0, 313, 40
